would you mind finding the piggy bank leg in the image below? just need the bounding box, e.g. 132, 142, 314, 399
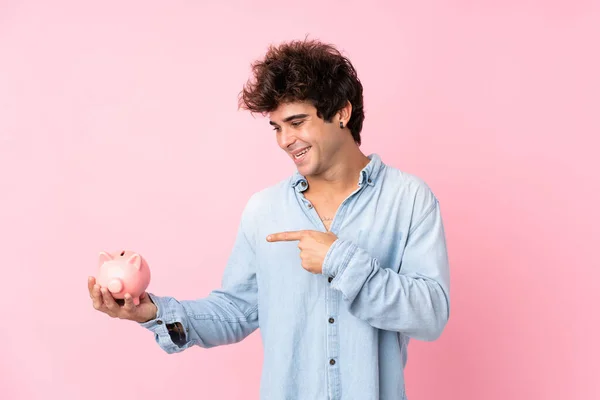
133, 296, 140, 306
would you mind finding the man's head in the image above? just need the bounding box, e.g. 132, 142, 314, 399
239, 38, 365, 177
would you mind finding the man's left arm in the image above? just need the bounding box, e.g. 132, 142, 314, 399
323, 198, 450, 341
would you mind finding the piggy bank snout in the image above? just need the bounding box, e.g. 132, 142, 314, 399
108, 278, 124, 293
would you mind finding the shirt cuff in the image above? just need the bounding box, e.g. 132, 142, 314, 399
322, 238, 358, 280
138, 293, 171, 333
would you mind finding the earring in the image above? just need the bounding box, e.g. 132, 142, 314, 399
339, 121, 344, 129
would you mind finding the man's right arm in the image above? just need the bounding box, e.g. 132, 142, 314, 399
138, 196, 260, 354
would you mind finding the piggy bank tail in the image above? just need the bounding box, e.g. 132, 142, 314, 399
107, 278, 123, 294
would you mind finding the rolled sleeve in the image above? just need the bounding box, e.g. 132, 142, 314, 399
322, 239, 358, 280
138, 293, 190, 352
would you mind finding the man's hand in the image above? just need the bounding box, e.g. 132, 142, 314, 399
88, 276, 157, 323
267, 230, 337, 274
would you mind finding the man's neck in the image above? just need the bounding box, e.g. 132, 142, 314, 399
305, 147, 371, 198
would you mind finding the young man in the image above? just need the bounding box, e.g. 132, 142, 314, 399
88, 39, 450, 400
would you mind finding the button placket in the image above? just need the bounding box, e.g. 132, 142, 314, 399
326, 255, 341, 397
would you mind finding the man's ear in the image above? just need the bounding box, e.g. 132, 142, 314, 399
338, 100, 353, 124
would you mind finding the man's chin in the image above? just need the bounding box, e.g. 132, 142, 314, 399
295, 163, 311, 176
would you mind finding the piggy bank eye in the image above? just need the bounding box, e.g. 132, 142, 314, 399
120, 251, 125, 256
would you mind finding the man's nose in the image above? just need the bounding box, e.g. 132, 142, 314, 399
278, 129, 296, 149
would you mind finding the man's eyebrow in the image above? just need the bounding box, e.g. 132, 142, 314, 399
269, 114, 310, 126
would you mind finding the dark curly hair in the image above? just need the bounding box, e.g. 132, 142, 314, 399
238, 38, 365, 145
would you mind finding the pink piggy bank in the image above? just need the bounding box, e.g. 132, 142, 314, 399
96, 250, 151, 305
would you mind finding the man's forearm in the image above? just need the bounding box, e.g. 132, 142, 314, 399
139, 291, 259, 353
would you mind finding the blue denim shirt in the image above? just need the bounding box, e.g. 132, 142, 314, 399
140, 154, 450, 400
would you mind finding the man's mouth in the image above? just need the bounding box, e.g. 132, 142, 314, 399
293, 146, 311, 159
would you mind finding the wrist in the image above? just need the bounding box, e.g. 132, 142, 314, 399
134, 295, 158, 323
137, 303, 157, 323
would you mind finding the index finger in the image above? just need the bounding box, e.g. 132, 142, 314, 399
267, 231, 305, 242
101, 287, 119, 310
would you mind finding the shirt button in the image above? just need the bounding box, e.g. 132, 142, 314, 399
307, 203, 313, 208
328, 277, 333, 282
157, 320, 163, 325
328, 318, 334, 323
368, 178, 372, 184
329, 359, 336, 365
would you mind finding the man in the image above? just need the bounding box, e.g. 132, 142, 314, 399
88, 38, 450, 400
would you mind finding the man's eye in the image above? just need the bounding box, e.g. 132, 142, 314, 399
291, 121, 304, 127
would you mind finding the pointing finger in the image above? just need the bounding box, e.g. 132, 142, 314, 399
267, 231, 305, 242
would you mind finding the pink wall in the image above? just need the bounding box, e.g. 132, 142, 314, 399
1, 1, 597, 399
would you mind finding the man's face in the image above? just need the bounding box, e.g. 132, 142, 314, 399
268, 101, 344, 177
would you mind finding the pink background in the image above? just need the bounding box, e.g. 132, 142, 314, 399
1, 1, 598, 399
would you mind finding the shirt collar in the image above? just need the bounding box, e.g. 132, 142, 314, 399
291, 153, 383, 192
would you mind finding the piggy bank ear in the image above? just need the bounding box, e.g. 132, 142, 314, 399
127, 253, 142, 270
99, 251, 113, 265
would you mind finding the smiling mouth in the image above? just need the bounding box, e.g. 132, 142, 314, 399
294, 146, 311, 159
